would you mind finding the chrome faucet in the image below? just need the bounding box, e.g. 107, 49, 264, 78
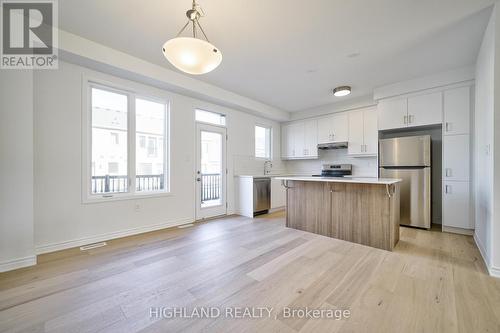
264, 160, 273, 175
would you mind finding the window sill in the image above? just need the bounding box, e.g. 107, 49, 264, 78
82, 191, 173, 204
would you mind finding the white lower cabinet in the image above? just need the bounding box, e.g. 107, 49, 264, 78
442, 181, 472, 230
271, 178, 286, 209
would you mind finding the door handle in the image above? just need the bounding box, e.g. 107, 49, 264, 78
196, 178, 201, 182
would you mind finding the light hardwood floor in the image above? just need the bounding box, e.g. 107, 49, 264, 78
1, 212, 499, 333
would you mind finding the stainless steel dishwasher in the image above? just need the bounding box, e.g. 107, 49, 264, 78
253, 177, 271, 216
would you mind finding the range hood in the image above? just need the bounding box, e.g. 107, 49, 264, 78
317, 142, 348, 150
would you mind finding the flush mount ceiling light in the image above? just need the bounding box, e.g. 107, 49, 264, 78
162, 0, 222, 75
333, 86, 351, 97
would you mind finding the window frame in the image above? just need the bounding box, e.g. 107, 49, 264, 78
195, 109, 227, 127
82, 79, 170, 203
254, 124, 272, 160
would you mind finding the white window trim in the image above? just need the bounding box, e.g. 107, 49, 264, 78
254, 123, 273, 160
81, 76, 171, 204
194, 108, 227, 128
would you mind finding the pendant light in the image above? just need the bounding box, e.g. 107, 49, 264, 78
162, 0, 222, 75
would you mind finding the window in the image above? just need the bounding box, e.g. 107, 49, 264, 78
139, 135, 146, 148
91, 87, 128, 194
87, 84, 169, 199
255, 125, 271, 159
110, 132, 119, 144
195, 109, 226, 126
108, 162, 119, 174
136, 98, 166, 192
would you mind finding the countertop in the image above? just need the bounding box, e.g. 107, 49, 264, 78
274, 176, 402, 185
235, 174, 302, 178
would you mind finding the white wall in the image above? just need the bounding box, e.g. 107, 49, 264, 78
33, 61, 282, 253
493, 3, 500, 274
0, 70, 36, 272
474, 5, 495, 269
474, 4, 500, 277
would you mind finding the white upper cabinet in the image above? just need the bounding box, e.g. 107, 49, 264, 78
407, 92, 443, 127
292, 122, 305, 157
443, 134, 470, 182
303, 119, 318, 158
378, 92, 443, 130
347, 108, 378, 156
377, 98, 408, 130
281, 124, 295, 158
363, 110, 378, 155
318, 113, 348, 144
444, 86, 470, 135
348, 110, 364, 155
281, 120, 318, 160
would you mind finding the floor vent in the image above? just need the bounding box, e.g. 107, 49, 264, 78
178, 223, 194, 229
80, 242, 107, 251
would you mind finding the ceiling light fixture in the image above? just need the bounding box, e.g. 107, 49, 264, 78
162, 0, 222, 75
333, 86, 351, 97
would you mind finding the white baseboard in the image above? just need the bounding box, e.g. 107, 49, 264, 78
490, 266, 500, 278
35, 217, 194, 255
442, 226, 473, 236
0, 255, 37, 273
473, 233, 500, 278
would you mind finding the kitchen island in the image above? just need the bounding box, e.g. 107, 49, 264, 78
275, 176, 402, 251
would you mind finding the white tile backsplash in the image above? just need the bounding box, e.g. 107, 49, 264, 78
284, 149, 378, 177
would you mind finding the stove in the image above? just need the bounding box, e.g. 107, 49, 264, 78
312, 164, 352, 177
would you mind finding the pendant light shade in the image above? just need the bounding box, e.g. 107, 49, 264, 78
162, 0, 222, 75
162, 37, 222, 75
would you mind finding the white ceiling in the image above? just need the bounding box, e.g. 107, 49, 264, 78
59, 0, 494, 113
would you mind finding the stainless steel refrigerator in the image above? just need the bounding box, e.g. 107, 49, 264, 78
379, 135, 431, 229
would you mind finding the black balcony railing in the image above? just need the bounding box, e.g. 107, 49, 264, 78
201, 173, 221, 202
91, 174, 164, 194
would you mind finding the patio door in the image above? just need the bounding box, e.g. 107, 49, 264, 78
195, 123, 227, 220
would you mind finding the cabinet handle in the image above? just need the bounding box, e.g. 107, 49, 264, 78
409, 115, 414, 124
404, 115, 407, 125
445, 122, 450, 132
445, 168, 452, 177
445, 185, 452, 194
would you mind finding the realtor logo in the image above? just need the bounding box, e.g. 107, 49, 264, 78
1, 0, 58, 69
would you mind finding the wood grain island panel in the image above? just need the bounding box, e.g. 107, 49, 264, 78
283, 180, 400, 251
